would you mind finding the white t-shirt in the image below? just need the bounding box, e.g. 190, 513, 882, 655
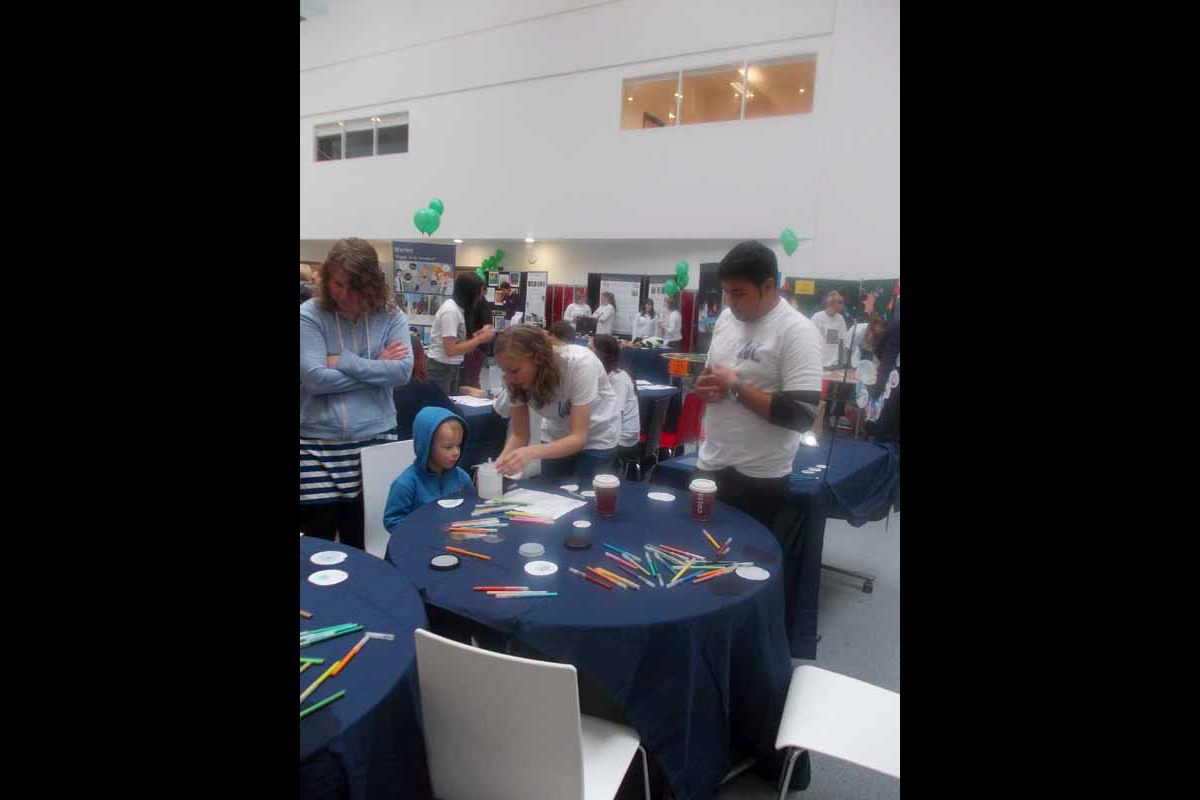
847, 322, 876, 367
593, 304, 615, 335
563, 303, 591, 324
608, 369, 641, 447
427, 297, 467, 365
659, 310, 682, 343
494, 344, 618, 452
699, 298, 824, 478
810, 310, 848, 367
633, 314, 657, 339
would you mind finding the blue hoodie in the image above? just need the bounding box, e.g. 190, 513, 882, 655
384, 406, 473, 532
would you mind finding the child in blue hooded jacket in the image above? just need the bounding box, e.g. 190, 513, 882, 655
384, 406, 473, 532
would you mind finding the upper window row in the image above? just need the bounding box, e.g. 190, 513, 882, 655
621, 56, 815, 130
315, 113, 409, 162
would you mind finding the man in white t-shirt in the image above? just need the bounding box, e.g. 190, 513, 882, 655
562, 289, 592, 327
810, 291, 848, 367
694, 240, 823, 535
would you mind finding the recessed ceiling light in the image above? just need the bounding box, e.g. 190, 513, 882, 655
453, 239, 463, 244
668, 112, 675, 119
627, 97, 633, 101
799, 88, 806, 93
675, 93, 682, 98
337, 121, 345, 126
525, 237, 535, 243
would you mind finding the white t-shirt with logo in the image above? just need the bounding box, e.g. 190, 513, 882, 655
563, 303, 591, 324
427, 297, 467, 365
810, 310, 848, 367
699, 298, 824, 478
608, 369, 640, 447
496, 344, 618, 452
593, 304, 616, 335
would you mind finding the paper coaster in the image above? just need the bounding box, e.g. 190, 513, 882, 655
310, 551, 348, 566
735, 566, 770, 581
524, 560, 559, 576
559, 484, 580, 492
437, 499, 464, 508
308, 569, 349, 586
430, 554, 460, 570
518, 543, 545, 558
483, 534, 505, 543
815, 464, 827, 469
802, 469, 819, 475
580, 490, 596, 498
647, 492, 675, 502
573, 520, 592, 529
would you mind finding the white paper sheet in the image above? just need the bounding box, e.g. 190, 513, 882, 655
500, 488, 587, 520
451, 395, 496, 408
639, 384, 674, 391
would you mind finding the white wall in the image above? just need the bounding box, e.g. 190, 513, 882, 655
300, 0, 898, 281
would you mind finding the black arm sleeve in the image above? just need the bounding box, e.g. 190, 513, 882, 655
768, 389, 821, 432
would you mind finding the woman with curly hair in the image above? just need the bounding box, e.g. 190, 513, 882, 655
492, 324, 619, 482
300, 238, 414, 549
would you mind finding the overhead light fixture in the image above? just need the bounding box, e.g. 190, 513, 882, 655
668, 112, 675, 119
627, 96, 633, 101
525, 237, 535, 243
674, 92, 682, 98
453, 239, 463, 244
799, 88, 806, 93
337, 121, 345, 126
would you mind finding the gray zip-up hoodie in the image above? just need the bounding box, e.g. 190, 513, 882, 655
300, 298, 414, 440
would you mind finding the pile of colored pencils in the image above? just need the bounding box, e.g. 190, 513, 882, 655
561, 541, 753, 591
300, 623, 363, 649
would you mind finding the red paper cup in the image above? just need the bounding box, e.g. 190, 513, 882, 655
689, 479, 717, 521
592, 474, 620, 517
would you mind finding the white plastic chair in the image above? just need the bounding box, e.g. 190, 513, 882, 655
360, 439, 415, 558
774, 665, 899, 796
414, 628, 650, 800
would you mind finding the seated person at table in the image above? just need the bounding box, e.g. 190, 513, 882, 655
383, 407, 472, 532
394, 332, 458, 440
549, 320, 577, 345
590, 334, 640, 463
492, 325, 619, 483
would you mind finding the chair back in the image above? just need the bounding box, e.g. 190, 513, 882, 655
360, 439, 416, 557
676, 392, 706, 445
414, 628, 586, 800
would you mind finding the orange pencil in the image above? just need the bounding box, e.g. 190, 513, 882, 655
586, 566, 622, 589
445, 545, 491, 560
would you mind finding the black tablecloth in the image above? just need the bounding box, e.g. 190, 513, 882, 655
384, 478, 793, 800
651, 441, 900, 659
300, 538, 432, 800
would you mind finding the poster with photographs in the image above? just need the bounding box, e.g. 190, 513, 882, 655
392, 241, 457, 328
522, 271, 547, 328
599, 278, 641, 336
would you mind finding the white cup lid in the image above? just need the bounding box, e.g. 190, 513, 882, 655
593, 474, 620, 489
689, 479, 717, 493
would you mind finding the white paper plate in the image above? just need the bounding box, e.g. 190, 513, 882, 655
559, 484, 580, 492
580, 490, 596, 498
802, 469, 819, 475
573, 520, 592, 529
310, 551, 348, 566
735, 566, 770, 581
647, 492, 675, 502
437, 499, 464, 509
518, 542, 545, 558
524, 560, 558, 576
308, 569, 349, 586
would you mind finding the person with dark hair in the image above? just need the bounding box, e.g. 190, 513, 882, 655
692, 240, 823, 534
394, 331, 458, 440
848, 314, 888, 368
590, 334, 640, 463
633, 300, 656, 339
498, 281, 522, 320
549, 320, 577, 345
591, 291, 617, 335
426, 272, 494, 395
491, 325, 619, 483
562, 288, 591, 325
300, 237, 414, 549
460, 281, 495, 392
657, 294, 682, 347
865, 319, 900, 444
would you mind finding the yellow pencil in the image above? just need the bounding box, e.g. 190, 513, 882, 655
300, 664, 337, 704
596, 567, 639, 590
668, 558, 695, 587
703, 530, 720, 550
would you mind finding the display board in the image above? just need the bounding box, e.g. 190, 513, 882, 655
599, 278, 641, 335
393, 241, 457, 337
523, 271, 548, 328
783, 276, 899, 323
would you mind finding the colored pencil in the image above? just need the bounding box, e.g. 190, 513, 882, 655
569, 567, 613, 589
473, 586, 529, 591
330, 635, 370, 676
693, 567, 736, 584
644, 549, 657, 578
300, 610, 313, 619
595, 567, 639, 590
606, 555, 655, 587
299, 657, 325, 664
605, 551, 641, 573
300, 662, 312, 673
667, 558, 695, 587
445, 545, 490, 560
587, 566, 624, 588
300, 664, 337, 704
582, 567, 619, 588
703, 530, 721, 550
490, 591, 558, 598
660, 544, 706, 561
300, 689, 346, 720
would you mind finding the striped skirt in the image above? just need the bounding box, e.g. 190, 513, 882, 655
300, 428, 398, 504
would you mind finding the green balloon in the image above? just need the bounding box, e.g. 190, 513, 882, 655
675, 260, 689, 289
495, 248, 505, 263
426, 209, 440, 236
476, 267, 486, 280
663, 278, 679, 298
781, 228, 799, 256
428, 198, 444, 215
414, 209, 429, 235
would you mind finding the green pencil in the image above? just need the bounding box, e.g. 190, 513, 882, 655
300, 689, 346, 719
300, 657, 326, 664
300, 664, 337, 703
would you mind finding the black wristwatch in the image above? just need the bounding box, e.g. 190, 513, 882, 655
729, 381, 743, 401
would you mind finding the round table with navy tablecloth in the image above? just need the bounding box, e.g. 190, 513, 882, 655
300, 538, 432, 800
384, 478, 794, 800
452, 399, 507, 467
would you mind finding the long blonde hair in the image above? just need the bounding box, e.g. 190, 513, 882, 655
494, 325, 564, 408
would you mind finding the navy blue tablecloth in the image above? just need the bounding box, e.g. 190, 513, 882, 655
623, 346, 675, 385
384, 479, 792, 800
651, 441, 900, 659
300, 538, 432, 800
453, 400, 506, 468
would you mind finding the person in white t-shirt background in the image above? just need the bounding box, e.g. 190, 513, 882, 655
658, 295, 683, 347
590, 334, 640, 463
810, 290, 848, 367
693, 240, 823, 535
592, 291, 617, 335
632, 300, 657, 340
492, 325, 619, 483
562, 289, 592, 327
425, 272, 495, 395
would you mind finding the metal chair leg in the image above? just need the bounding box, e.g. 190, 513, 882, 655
638, 745, 651, 800
821, 563, 876, 593
777, 747, 802, 800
